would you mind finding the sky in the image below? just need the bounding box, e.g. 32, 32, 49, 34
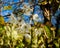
0, 0, 60, 28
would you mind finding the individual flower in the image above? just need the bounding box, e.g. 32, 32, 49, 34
24, 34, 31, 43
20, 23, 31, 33
33, 14, 39, 21
8, 13, 18, 24
12, 30, 18, 40
33, 14, 44, 23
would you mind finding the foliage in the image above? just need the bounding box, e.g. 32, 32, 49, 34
4, 6, 12, 10
0, 0, 60, 48
0, 14, 60, 48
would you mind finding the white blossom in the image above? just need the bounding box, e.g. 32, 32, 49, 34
12, 30, 18, 40
33, 14, 44, 22
33, 14, 39, 21
24, 34, 31, 43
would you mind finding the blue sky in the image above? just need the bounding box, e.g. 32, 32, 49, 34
1, 0, 60, 28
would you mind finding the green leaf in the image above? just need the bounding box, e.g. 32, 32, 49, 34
4, 6, 12, 10
0, 16, 5, 25
54, 41, 59, 48
44, 25, 51, 38
57, 29, 60, 36
16, 42, 24, 48
41, 1, 48, 5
